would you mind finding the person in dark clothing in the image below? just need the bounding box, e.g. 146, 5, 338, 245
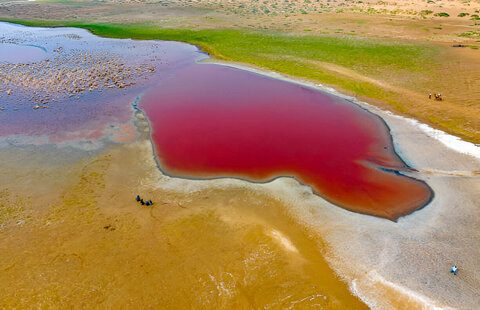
136, 195, 140, 202
140, 199, 145, 205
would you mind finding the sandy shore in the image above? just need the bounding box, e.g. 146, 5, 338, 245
200, 60, 480, 309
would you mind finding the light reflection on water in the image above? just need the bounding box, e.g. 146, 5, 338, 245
0, 21, 203, 146
0, 43, 47, 63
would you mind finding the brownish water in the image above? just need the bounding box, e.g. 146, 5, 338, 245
0, 133, 368, 308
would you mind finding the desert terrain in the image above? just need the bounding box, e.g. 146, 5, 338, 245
0, 0, 479, 309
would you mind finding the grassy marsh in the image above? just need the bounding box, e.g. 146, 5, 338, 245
3, 20, 440, 102
2, 18, 479, 143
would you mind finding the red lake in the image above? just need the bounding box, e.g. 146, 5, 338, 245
140, 64, 432, 220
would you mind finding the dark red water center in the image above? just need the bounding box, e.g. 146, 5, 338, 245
141, 64, 432, 220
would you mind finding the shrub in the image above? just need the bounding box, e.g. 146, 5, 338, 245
458, 31, 480, 38
420, 10, 433, 15
434, 12, 450, 17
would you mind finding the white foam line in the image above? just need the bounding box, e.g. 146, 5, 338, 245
350, 279, 378, 310
315, 83, 480, 160
269, 229, 299, 253
373, 271, 453, 310
350, 271, 455, 310
383, 111, 480, 159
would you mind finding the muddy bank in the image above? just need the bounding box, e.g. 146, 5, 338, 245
0, 110, 368, 309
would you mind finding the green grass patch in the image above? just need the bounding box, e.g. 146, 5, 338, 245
434, 12, 450, 17
420, 10, 433, 15
0, 18, 443, 114
2, 20, 437, 70
458, 31, 480, 38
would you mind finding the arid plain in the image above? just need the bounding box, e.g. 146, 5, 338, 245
0, 0, 480, 309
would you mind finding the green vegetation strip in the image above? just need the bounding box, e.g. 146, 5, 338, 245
1, 19, 442, 110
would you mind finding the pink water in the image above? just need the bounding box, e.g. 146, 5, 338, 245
140, 64, 432, 220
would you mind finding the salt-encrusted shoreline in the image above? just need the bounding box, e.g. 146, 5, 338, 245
199, 59, 480, 309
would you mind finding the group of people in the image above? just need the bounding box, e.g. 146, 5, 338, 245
428, 93, 443, 101
136, 195, 153, 206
